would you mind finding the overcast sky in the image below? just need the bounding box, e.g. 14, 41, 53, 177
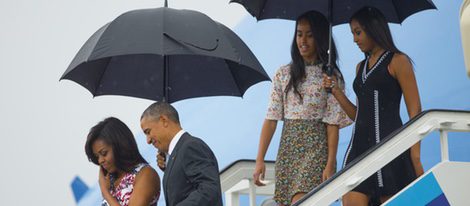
1, 1, 469, 206
0, 0, 246, 205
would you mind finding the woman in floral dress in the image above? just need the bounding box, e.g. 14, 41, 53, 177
253, 11, 352, 206
85, 117, 160, 206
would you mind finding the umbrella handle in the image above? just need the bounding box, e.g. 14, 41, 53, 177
325, 64, 333, 93
326, 20, 333, 93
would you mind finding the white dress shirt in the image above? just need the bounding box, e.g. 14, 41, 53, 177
168, 130, 185, 156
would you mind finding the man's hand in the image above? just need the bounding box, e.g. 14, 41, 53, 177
157, 152, 166, 171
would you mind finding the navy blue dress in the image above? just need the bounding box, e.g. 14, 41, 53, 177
344, 51, 416, 199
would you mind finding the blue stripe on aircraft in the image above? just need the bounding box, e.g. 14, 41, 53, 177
387, 172, 444, 206
426, 193, 450, 206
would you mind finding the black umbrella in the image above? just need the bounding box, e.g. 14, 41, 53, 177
231, 0, 436, 75
230, 0, 436, 24
61, 4, 270, 103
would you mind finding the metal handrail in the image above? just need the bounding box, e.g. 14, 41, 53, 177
220, 159, 276, 206
294, 109, 470, 206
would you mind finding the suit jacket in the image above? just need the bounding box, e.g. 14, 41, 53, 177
163, 133, 223, 206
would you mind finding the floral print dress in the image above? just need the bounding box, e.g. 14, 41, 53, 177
102, 163, 159, 206
266, 64, 351, 205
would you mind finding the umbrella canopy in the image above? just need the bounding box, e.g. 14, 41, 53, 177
231, 0, 437, 77
230, 0, 436, 25
61, 7, 270, 103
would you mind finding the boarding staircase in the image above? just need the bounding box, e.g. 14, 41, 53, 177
220, 110, 470, 206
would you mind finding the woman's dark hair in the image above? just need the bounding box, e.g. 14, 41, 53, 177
85, 117, 147, 174
289, 11, 343, 99
350, 7, 404, 56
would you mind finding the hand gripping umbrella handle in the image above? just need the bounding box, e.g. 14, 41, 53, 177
326, 19, 333, 94
325, 64, 333, 93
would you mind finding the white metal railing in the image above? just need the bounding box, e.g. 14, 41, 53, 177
294, 109, 470, 206
220, 160, 276, 206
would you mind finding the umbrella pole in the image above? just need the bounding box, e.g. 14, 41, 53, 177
327, 0, 333, 76
163, 55, 169, 102
327, 22, 333, 76
163, 0, 169, 102
326, 0, 333, 93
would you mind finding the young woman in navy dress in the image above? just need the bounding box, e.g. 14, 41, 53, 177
323, 7, 424, 206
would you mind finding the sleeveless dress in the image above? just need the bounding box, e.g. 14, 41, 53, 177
267, 64, 352, 205
344, 51, 416, 200
102, 163, 159, 206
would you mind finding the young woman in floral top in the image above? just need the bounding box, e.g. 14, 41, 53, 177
85, 117, 160, 206
253, 11, 352, 206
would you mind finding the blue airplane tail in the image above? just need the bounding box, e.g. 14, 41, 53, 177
71, 176, 89, 203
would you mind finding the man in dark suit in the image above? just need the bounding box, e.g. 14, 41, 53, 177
140, 101, 223, 206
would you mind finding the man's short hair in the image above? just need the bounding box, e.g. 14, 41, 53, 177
141, 101, 180, 124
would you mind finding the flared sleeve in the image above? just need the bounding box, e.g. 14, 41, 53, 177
266, 67, 285, 120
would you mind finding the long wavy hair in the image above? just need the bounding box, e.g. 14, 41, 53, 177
85, 117, 147, 175
288, 11, 343, 99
